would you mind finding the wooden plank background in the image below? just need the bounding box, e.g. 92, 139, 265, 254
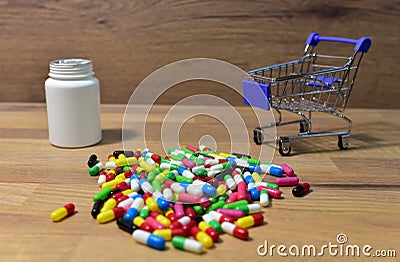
0, 0, 399, 108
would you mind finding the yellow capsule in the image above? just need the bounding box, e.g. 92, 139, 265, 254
216, 184, 227, 196
137, 157, 144, 162
115, 154, 127, 166
136, 167, 144, 174
195, 231, 213, 248
218, 152, 235, 158
101, 178, 123, 189
198, 221, 211, 232
155, 214, 171, 227
133, 216, 145, 227
107, 169, 116, 175
50, 203, 74, 222
108, 156, 116, 162
140, 161, 156, 172
153, 229, 173, 240
251, 172, 263, 183
146, 197, 160, 212
101, 198, 117, 213
115, 174, 126, 181
122, 189, 134, 195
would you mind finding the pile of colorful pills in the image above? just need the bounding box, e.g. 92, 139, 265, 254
86, 145, 310, 253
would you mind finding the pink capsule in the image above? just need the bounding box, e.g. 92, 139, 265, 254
178, 193, 201, 204
281, 163, 294, 176
274, 177, 299, 187
182, 158, 196, 169
185, 145, 199, 152
237, 182, 248, 201
257, 186, 282, 199
216, 208, 245, 219
145, 216, 166, 230
174, 203, 185, 219
226, 192, 238, 204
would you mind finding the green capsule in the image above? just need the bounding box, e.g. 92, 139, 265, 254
207, 219, 222, 233
147, 170, 159, 182
222, 200, 249, 209
169, 152, 185, 161
245, 157, 260, 165
193, 158, 205, 166
181, 147, 194, 155
193, 205, 204, 215
122, 166, 131, 172
218, 194, 229, 202
164, 172, 176, 181
93, 187, 112, 202
195, 169, 208, 177
176, 176, 193, 183
170, 164, 180, 171
139, 207, 149, 219
89, 164, 101, 176
210, 197, 218, 204
206, 200, 225, 213
152, 179, 162, 192
264, 182, 279, 189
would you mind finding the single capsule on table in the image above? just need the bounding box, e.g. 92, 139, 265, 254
292, 183, 310, 197
132, 229, 166, 250
274, 176, 299, 187
50, 203, 75, 222
172, 236, 204, 254
259, 190, 269, 207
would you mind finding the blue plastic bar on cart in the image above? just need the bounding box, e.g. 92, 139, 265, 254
243, 80, 270, 110
306, 32, 371, 53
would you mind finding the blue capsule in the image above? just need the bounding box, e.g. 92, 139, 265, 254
202, 183, 217, 197
133, 229, 166, 250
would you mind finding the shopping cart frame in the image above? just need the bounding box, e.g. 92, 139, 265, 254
244, 32, 371, 156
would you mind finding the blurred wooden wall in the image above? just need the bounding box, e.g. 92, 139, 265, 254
0, 0, 399, 108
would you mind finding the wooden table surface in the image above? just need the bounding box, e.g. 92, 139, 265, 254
0, 103, 399, 261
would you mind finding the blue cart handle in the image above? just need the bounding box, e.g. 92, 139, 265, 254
306, 32, 371, 53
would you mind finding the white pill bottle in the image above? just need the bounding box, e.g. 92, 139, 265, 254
45, 59, 102, 147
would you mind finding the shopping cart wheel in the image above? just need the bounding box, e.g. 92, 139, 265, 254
253, 128, 263, 145
338, 135, 350, 150
278, 137, 291, 156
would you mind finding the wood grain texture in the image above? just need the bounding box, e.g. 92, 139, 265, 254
0, 103, 399, 261
0, 0, 399, 108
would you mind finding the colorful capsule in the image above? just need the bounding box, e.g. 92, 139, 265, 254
97, 206, 125, 223
259, 163, 283, 177
208, 210, 235, 224
124, 197, 144, 222
236, 214, 264, 228
170, 216, 191, 229
216, 208, 245, 220
150, 212, 171, 227
93, 187, 112, 202
198, 221, 219, 242
221, 222, 249, 240
173, 203, 185, 219
133, 216, 153, 232
145, 216, 166, 230
202, 214, 222, 233
172, 236, 203, 253
292, 183, 310, 197
89, 162, 103, 176
259, 190, 269, 207
153, 228, 187, 240
50, 203, 75, 222
222, 200, 248, 209
274, 176, 299, 187
132, 230, 166, 250
257, 186, 282, 199
234, 203, 262, 215
190, 226, 213, 248
281, 163, 294, 176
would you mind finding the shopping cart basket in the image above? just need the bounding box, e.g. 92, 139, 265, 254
243, 32, 371, 156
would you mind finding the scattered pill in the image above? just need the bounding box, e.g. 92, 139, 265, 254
292, 183, 310, 197
132, 229, 166, 250
50, 203, 75, 222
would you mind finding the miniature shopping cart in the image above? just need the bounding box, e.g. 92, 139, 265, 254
243, 32, 371, 156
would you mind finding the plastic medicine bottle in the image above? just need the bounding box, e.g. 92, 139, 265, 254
45, 59, 102, 147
